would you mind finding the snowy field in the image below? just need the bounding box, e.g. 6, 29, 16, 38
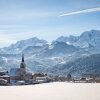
0, 82, 100, 100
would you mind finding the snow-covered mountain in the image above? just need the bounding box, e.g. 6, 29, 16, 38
75, 30, 100, 49
40, 41, 78, 57
49, 53, 100, 76
56, 35, 78, 44
56, 30, 100, 50
0, 30, 100, 77
0, 30, 100, 55
0, 37, 48, 54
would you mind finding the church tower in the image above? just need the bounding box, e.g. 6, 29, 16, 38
20, 54, 26, 80
20, 54, 26, 69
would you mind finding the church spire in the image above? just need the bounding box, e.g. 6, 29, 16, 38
22, 54, 24, 62
20, 54, 26, 69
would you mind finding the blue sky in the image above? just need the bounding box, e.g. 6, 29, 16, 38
0, 0, 100, 47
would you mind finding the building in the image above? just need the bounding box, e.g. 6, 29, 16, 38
20, 54, 27, 80
0, 55, 52, 85
67, 73, 72, 81
0, 78, 8, 85
9, 68, 20, 80
0, 75, 10, 83
0, 69, 10, 85
0, 69, 8, 76
32, 73, 47, 80
9, 54, 28, 81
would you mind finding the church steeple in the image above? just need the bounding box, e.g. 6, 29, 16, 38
20, 54, 26, 69
22, 54, 24, 62
20, 54, 26, 80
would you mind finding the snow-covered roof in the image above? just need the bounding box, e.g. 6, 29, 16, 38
0, 75, 10, 77
9, 68, 20, 76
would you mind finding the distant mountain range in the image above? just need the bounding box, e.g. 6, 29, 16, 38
56, 30, 100, 51
0, 37, 48, 54
0, 30, 100, 77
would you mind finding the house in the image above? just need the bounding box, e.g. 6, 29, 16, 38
0, 75, 10, 83
0, 70, 8, 76
0, 78, 8, 85
0, 68, 10, 85
82, 74, 100, 79
31, 73, 53, 84
36, 77, 48, 83
32, 73, 47, 80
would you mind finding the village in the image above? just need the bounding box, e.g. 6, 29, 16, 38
0, 55, 100, 85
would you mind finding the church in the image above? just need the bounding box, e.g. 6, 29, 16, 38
9, 54, 32, 81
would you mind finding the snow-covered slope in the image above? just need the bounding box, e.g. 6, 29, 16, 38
41, 41, 78, 57
49, 53, 100, 76
75, 30, 100, 48
56, 30, 100, 50
0, 37, 48, 54
0, 30, 100, 77
56, 35, 78, 44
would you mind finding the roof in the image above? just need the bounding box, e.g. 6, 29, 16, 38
0, 70, 8, 76
9, 68, 20, 76
0, 75, 10, 78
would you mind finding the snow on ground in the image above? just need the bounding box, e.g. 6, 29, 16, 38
0, 82, 100, 100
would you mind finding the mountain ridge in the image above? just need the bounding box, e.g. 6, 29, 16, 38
0, 29, 100, 77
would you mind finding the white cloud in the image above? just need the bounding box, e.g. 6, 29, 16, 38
60, 7, 100, 16
0, 33, 16, 48
0, 10, 55, 21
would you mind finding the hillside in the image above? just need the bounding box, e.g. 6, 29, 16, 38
0, 30, 100, 77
